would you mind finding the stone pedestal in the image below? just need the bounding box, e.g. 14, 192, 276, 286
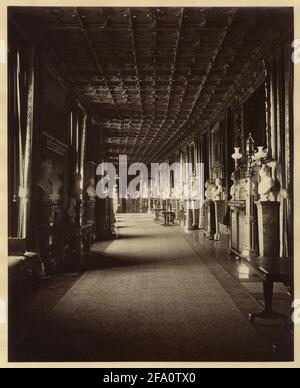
185, 201, 194, 231
175, 200, 181, 220
96, 198, 115, 240
199, 204, 204, 229
256, 201, 280, 257
241, 176, 258, 258
203, 200, 216, 239
214, 200, 227, 241
85, 199, 96, 224
193, 208, 200, 229
147, 197, 152, 214
192, 200, 201, 229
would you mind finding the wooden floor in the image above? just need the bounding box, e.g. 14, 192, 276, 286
10, 214, 293, 362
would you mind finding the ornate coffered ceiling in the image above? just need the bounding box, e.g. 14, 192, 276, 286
10, 7, 292, 163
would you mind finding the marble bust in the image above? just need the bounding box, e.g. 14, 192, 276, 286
86, 177, 96, 200
230, 171, 240, 200
204, 180, 217, 201
73, 173, 83, 200
258, 165, 275, 201
204, 180, 211, 200
212, 178, 226, 201
36, 159, 54, 202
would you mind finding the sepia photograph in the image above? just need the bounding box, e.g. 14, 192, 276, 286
0, 1, 297, 368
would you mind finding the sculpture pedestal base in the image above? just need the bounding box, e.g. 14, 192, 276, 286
185, 201, 194, 231
185, 208, 194, 231
214, 200, 227, 241
192, 209, 200, 229
256, 201, 280, 257
203, 200, 216, 239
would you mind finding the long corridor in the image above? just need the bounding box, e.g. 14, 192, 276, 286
12, 214, 284, 362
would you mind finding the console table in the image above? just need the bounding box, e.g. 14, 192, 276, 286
162, 211, 176, 226
240, 256, 293, 323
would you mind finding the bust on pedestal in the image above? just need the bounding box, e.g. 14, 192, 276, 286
203, 180, 216, 239
212, 178, 227, 241
258, 165, 275, 202
230, 171, 240, 201
86, 177, 96, 200
212, 178, 227, 201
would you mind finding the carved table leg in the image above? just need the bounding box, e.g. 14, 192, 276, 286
249, 280, 288, 323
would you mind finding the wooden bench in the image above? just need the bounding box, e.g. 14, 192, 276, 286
240, 256, 293, 324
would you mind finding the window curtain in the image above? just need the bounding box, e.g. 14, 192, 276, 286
269, 43, 293, 257
16, 47, 35, 238
79, 113, 88, 192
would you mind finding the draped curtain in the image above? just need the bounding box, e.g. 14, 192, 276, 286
269, 42, 293, 257
15, 47, 35, 239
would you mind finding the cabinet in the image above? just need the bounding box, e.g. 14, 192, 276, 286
228, 200, 246, 256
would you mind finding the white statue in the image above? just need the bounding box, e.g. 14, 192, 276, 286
73, 173, 83, 200
205, 180, 217, 201
86, 177, 96, 200
204, 180, 211, 200
230, 171, 240, 200
258, 165, 275, 201
36, 159, 54, 202
212, 178, 226, 201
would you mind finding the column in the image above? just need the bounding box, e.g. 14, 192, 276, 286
185, 145, 194, 230
193, 141, 200, 229
147, 193, 152, 214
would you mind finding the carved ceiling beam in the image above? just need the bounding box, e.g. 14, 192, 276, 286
147, 8, 237, 163
140, 8, 185, 163
74, 7, 121, 120
10, 7, 292, 164
123, 8, 145, 159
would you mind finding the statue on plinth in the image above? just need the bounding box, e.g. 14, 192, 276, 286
85, 176, 96, 200
212, 178, 227, 201
258, 165, 275, 201
230, 171, 240, 200
73, 173, 83, 200
204, 180, 213, 201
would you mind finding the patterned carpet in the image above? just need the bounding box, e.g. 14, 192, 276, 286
16, 214, 275, 362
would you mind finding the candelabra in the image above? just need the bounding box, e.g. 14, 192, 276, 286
232, 133, 268, 174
